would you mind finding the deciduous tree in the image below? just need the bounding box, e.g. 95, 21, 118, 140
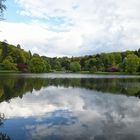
125, 54, 139, 73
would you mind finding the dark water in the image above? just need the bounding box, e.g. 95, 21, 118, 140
0, 74, 140, 140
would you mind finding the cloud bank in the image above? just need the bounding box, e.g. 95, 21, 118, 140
0, 0, 140, 56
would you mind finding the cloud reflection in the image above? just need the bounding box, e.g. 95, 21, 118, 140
0, 86, 140, 139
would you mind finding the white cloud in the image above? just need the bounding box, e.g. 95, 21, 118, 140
0, 0, 140, 56
1, 86, 140, 139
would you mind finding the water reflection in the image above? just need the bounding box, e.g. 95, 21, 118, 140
0, 113, 11, 140
0, 74, 140, 140
0, 75, 140, 104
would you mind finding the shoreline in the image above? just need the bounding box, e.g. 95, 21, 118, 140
0, 70, 139, 76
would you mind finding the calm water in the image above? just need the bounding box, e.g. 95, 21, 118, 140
0, 73, 140, 140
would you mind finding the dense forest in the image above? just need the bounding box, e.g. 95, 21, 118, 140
0, 41, 140, 73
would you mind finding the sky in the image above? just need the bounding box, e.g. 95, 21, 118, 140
0, 0, 140, 57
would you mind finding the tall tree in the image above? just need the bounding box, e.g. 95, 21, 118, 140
1, 40, 8, 60
125, 54, 139, 73
138, 48, 140, 57
61, 57, 70, 70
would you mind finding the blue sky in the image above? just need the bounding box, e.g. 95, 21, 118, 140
4, 0, 29, 22
4, 0, 68, 27
0, 0, 140, 57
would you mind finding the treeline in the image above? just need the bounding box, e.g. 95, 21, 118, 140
0, 41, 50, 73
0, 41, 140, 73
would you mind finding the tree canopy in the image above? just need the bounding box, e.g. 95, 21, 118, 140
125, 54, 140, 73
70, 62, 81, 72
0, 41, 140, 74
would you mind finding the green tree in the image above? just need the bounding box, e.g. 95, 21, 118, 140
44, 60, 51, 72
80, 58, 86, 70
9, 48, 26, 63
108, 53, 115, 67
100, 53, 110, 69
138, 48, 140, 57
125, 54, 139, 73
17, 44, 21, 49
22, 51, 30, 64
28, 50, 32, 60
51, 59, 62, 71
70, 62, 81, 72
29, 56, 46, 73
114, 53, 122, 64
61, 57, 70, 70
89, 66, 97, 73
1, 40, 8, 60
119, 57, 127, 72
84, 58, 96, 70
2, 58, 17, 70
5, 56, 14, 63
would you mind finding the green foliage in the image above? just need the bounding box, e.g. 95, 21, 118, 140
138, 48, 140, 57
29, 55, 46, 73
60, 57, 70, 70
125, 54, 140, 73
2, 59, 17, 70
70, 62, 81, 72
0, 41, 140, 74
114, 53, 122, 64
89, 66, 97, 73
86, 58, 97, 70
100, 53, 110, 68
44, 60, 51, 72
108, 53, 115, 66
1, 41, 8, 61
9, 49, 26, 63
50, 58, 62, 71
80, 58, 86, 70
5, 56, 14, 63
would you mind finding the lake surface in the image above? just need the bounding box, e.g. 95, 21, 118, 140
0, 73, 140, 140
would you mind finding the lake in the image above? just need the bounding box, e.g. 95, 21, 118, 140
0, 73, 140, 140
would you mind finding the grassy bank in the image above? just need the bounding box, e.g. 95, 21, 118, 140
0, 70, 20, 73
93, 72, 140, 75
0, 70, 139, 75
52, 71, 140, 75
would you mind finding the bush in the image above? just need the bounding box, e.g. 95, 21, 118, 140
106, 67, 119, 72
17, 63, 28, 72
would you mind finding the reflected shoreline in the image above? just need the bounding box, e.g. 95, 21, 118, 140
0, 74, 140, 103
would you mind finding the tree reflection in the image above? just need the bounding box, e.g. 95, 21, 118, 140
0, 133, 11, 140
0, 113, 4, 125
135, 90, 140, 99
0, 75, 140, 103
0, 113, 11, 140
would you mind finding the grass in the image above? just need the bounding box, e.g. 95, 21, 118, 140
0, 70, 139, 75
73, 71, 140, 75
0, 70, 20, 73
93, 71, 140, 75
